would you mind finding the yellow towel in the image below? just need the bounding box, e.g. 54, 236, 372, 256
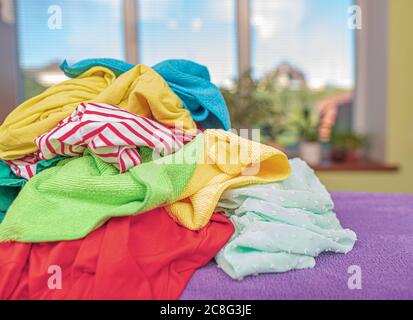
165, 129, 291, 230
0, 65, 196, 160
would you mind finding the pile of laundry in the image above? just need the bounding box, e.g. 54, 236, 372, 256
0, 58, 357, 299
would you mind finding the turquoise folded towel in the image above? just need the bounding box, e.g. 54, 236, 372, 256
60, 58, 133, 77
60, 59, 231, 130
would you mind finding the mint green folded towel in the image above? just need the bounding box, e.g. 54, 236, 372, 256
216, 158, 357, 280
0, 136, 203, 242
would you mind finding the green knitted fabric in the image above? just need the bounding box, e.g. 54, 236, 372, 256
0, 134, 204, 243
0, 158, 63, 223
0, 161, 25, 223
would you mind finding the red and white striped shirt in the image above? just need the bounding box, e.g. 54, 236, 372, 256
7, 103, 194, 179
5, 154, 39, 180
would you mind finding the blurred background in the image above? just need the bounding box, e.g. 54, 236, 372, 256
0, 0, 412, 193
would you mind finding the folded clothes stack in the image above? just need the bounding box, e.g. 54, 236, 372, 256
0, 58, 356, 299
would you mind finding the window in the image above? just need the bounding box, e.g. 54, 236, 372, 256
252, 0, 355, 89
137, 0, 236, 87
245, 0, 356, 146
17, 0, 125, 100
8, 0, 387, 162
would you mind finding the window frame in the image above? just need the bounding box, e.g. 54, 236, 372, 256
353, 0, 388, 161
0, 0, 19, 120
4, 0, 389, 162
230, 0, 388, 161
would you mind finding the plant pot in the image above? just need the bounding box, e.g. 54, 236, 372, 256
299, 141, 322, 165
331, 148, 347, 163
346, 150, 359, 163
330, 148, 359, 163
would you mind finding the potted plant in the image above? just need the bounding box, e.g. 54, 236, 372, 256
221, 72, 285, 144
330, 131, 368, 163
286, 104, 322, 165
299, 107, 322, 165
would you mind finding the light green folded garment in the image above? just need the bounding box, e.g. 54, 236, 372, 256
216, 158, 357, 280
0, 161, 25, 223
0, 159, 63, 223
0, 135, 203, 242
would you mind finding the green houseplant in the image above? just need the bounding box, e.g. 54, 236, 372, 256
330, 130, 368, 163
284, 103, 322, 165
221, 72, 286, 145
299, 107, 322, 165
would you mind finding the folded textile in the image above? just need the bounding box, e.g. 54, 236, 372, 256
5, 154, 49, 180
0, 158, 63, 222
9, 146, 158, 181
215, 158, 357, 280
61, 58, 134, 77
0, 65, 196, 160
165, 130, 290, 230
0, 130, 290, 242
5, 153, 69, 180
0, 162, 24, 223
0, 208, 234, 300
61, 59, 231, 130
34, 102, 193, 173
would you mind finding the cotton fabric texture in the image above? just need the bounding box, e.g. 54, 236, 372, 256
0, 161, 25, 223
60, 58, 231, 130
35, 102, 191, 173
215, 158, 357, 280
0, 64, 195, 160
0, 208, 234, 300
165, 130, 290, 230
0, 158, 63, 222
0, 130, 290, 242
60, 58, 134, 77
5, 154, 59, 180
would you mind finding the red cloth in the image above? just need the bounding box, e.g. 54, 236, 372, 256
0, 208, 233, 300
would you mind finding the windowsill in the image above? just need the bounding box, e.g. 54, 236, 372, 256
313, 161, 399, 172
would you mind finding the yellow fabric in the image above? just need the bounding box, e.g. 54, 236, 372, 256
165, 129, 291, 230
0, 65, 196, 160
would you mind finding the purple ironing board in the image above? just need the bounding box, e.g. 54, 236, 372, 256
181, 192, 413, 300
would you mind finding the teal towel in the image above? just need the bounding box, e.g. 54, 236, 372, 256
0, 158, 63, 222
60, 59, 231, 130
216, 158, 357, 280
61, 58, 133, 77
